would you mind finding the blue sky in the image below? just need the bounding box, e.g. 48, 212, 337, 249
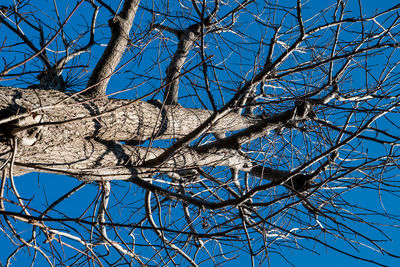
1, 0, 400, 266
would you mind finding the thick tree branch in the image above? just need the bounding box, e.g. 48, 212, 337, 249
7, 138, 293, 185
0, 87, 256, 141
161, 24, 201, 105
85, 0, 140, 98
159, 2, 218, 105
0, 88, 315, 183
0, 87, 264, 178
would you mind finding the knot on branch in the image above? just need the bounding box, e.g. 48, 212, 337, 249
3, 113, 43, 146
108, 15, 131, 37
108, 15, 122, 29
36, 70, 65, 91
293, 101, 315, 119
286, 173, 314, 192
187, 23, 202, 35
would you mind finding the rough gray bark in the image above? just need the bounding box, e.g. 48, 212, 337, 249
0, 87, 257, 139
162, 24, 201, 105
0, 87, 255, 176
86, 0, 140, 98
157, 4, 218, 105
0, 86, 312, 187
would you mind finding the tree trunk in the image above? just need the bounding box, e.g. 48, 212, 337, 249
0, 87, 263, 178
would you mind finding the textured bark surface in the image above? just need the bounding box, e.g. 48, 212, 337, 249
86, 0, 140, 97
0, 87, 266, 178
163, 26, 201, 105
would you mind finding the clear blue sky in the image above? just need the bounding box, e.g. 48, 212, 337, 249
1, 0, 400, 266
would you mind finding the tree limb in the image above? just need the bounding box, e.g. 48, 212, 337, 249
86, 0, 140, 98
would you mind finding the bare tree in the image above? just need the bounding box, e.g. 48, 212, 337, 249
1, 0, 400, 266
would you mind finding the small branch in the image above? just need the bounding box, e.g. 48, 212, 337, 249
200, 1, 217, 111
97, 181, 111, 239
296, 0, 305, 37
0, 0, 85, 76
9, 138, 31, 216
153, 23, 180, 35
95, 0, 116, 16
41, 182, 87, 218
191, 0, 202, 18
145, 191, 198, 266
54, 3, 99, 74
0, 14, 52, 70
161, 0, 219, 105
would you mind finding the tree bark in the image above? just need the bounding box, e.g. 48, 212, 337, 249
0, 87, 261, 178
163, 24, 201, 105
86, 0, 140, 98
0, 87, 310, 184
